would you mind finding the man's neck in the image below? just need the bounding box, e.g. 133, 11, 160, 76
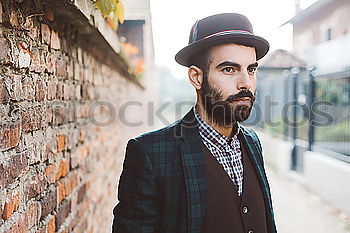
195, 103, 235, 138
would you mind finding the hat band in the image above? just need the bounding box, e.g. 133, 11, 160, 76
204, 29, 253, 39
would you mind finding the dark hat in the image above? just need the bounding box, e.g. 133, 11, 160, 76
175, 13, 270, 67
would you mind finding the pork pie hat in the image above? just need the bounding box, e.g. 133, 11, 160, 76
175, 13, 270, 67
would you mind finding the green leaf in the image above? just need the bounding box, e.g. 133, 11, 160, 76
115, 1, 125, 24
96, 0, 113, 16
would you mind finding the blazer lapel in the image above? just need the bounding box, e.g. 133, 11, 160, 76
177, 109, 207, 233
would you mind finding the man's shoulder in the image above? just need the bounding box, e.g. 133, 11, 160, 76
130, 119, 182, 151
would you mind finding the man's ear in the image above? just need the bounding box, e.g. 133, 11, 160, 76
188, 65, 204, 90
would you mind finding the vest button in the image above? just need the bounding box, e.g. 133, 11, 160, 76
242, 206, 249, 214
248, 230, 254, 233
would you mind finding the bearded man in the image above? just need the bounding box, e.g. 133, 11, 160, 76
112, 13, 277, 233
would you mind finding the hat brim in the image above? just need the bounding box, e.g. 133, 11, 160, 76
175, 33, 270, 67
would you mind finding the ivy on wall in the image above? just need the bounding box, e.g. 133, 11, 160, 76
96, 0, 125, 30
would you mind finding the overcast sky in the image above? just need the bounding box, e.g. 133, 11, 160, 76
150, 0, 318, 78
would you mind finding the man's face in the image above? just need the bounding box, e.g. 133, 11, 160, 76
200, 43, 257, 127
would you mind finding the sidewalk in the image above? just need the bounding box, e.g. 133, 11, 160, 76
267, 168, 350, 233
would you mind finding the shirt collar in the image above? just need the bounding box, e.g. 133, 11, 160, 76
193, 106, 240, 150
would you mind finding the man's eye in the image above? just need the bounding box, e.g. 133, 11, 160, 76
248, 67, 257, 74
223, 67, 234, 73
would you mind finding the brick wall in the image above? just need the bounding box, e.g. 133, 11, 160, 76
0, 0, 152, 232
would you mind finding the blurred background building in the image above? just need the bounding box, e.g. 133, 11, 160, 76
253, 0, 350, 227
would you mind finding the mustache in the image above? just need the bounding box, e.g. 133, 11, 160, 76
225, 90, 255, 103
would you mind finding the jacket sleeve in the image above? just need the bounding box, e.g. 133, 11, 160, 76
112, 139, 159, 233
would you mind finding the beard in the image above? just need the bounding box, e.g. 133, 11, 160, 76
200, 76, 256, 128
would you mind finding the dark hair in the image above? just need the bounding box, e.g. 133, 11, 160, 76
188, 48, 213, 78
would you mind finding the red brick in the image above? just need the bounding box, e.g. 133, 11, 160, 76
40, 190, 57, 220
21, 76, 35, 101
0, 38, 11, 64
29, 48, 45, 73
50, 30, 60, 50
7, 74, 22, 101
27, 202, 40, 229
47, 81, 56, 100
3, 193, 20, 220
9, 10, 19, 29
21, 105, 47, 133
41, 24, 51, 45
56, 158, 69, 181
8, 212, 28, 233
46, 164, 55, 184
56, 135, 65, 153
57, 180, 65, 204
0, 118, 21, 150
52, 104, 69, 126
0, 76, 10, 104
25, 170, 46, 200
62, 84, 70, 100
55, 200, 71, 231
0, 151, 28, 189
17, 41, 31, 68
46, 53, 56, 74
35, 78, 47, 101
47, 217, 55, 233
0, 2, 2, 24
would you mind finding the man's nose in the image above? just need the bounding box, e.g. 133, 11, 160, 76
236, 71, 253, 90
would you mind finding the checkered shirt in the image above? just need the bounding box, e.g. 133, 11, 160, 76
193, 107, 244, 196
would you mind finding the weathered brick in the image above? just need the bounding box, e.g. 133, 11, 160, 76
21, 105, 47, 133
56, 56, 68, 78
56, 135, 65, 153
23, 17, 39, 41
46, 164, 55, 184
8, 212, 28, 233
41, 24, 51, 45
56, 158, 69, 181
27, 202, 40, 229
17, 41, 31, 68
29, 48, 45, 73
55, 200, 71, 231
40, 190, 57, 220
6, 74, 22, 101
35, 78, 47, 101
0, 151, 28, 189
0, 38, 11, 64
50, 30, 60, 50
52, 103, 69, 126
0, 118, 21, 150
9, 10, 19, 29
0, 2, 3, 24
47, 81, 56, 100
46, 53, 56, 74
56, 82, 63, 99
62, 84, 70, 100
3, 192, 20, 220
47, 217, 55, 233
57, 180, 65, 204
0, 77, 10, 104
21, 76, 35, 101
77, 183, 87, 204
25, 169, 46, 200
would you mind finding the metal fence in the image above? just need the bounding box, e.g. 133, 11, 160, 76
251, 66, 350, 171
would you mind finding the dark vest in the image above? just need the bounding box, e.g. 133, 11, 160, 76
201, 134, 268, 233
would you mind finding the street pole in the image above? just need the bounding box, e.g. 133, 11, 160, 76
283, 70, 290, 140
307, 66, 316, 151
291, 67, 300, 171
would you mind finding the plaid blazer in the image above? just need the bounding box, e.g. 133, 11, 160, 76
112, 109, 277, 233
